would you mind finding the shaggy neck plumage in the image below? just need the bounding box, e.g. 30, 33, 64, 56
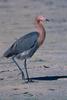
35, 20, 46, 45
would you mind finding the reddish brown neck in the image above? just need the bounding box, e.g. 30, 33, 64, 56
35, 20, 46, 45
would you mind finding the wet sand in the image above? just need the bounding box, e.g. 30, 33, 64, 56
0, 0, 67, 99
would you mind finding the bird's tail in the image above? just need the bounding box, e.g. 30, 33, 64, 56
3, 48, 13, 58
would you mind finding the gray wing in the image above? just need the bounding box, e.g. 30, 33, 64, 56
4, 32, 39, 58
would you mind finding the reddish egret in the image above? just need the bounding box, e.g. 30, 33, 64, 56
3, 16, 49, 82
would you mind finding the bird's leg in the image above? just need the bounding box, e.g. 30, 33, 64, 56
12, 57, 25, 80
24, 59, 30, 82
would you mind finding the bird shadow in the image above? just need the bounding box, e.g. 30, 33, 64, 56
30, 75, 67, 81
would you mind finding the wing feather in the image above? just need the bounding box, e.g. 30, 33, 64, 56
4, 32, 39, 57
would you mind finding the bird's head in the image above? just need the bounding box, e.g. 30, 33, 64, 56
35, 15, 49, 23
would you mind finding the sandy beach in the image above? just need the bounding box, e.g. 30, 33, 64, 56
0, 0, 67, 99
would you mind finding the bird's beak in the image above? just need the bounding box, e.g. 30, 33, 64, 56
45, 18, 50, 22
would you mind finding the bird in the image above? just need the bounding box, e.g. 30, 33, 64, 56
3, 15, 49, 82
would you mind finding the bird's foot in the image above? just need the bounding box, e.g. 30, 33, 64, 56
25, 78, 34, 83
